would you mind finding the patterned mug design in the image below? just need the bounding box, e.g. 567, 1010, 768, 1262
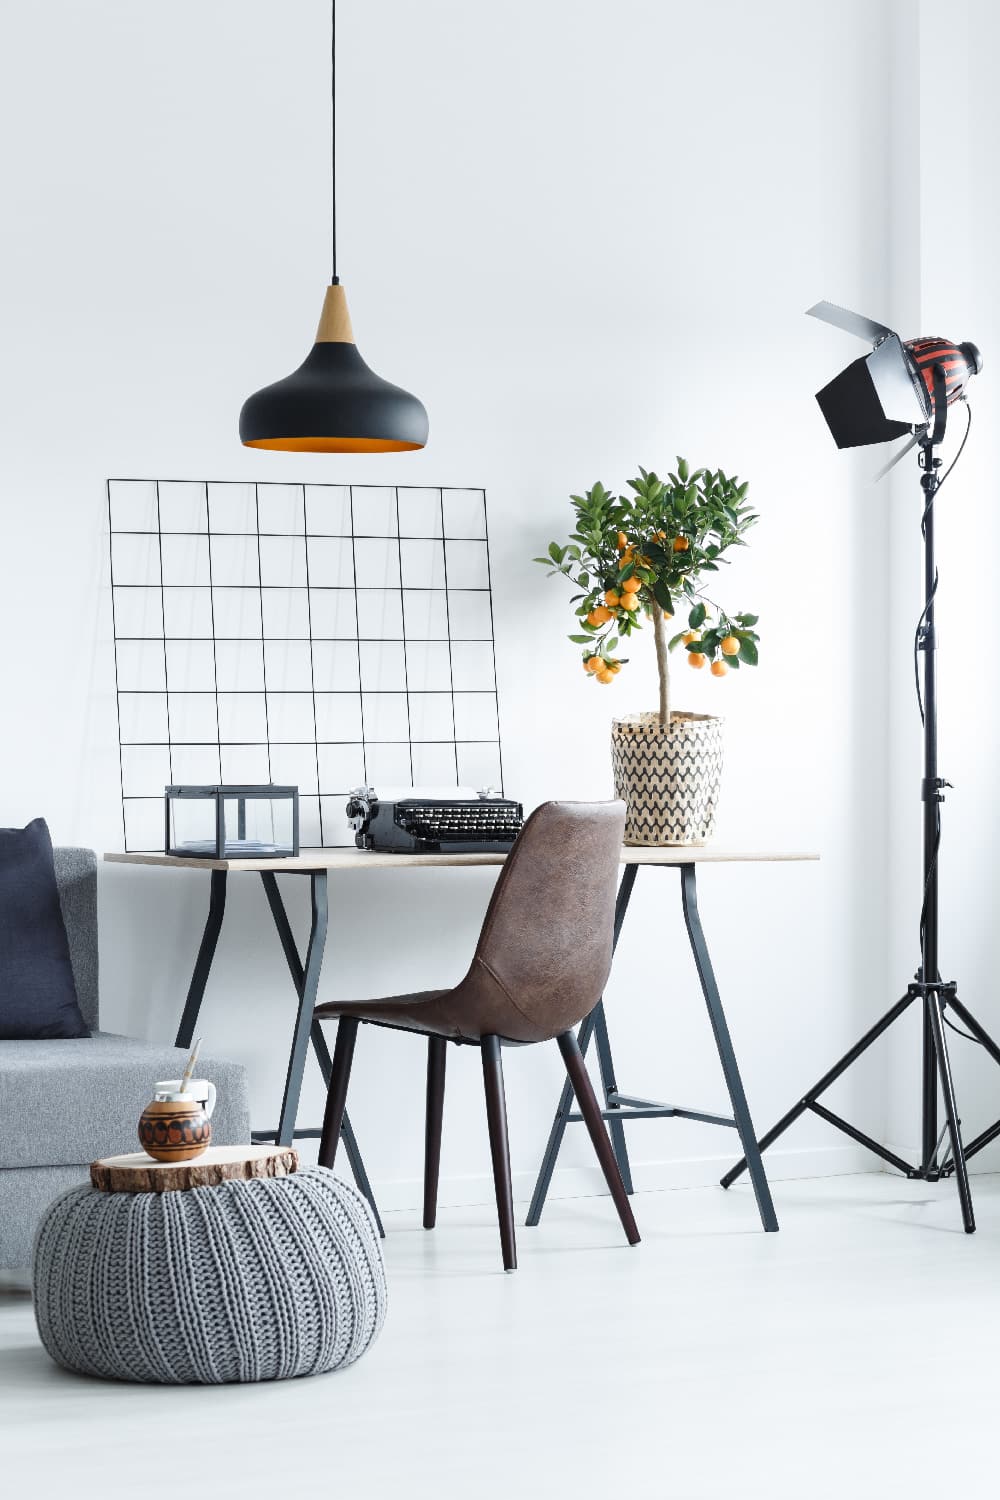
138, 1097, 212, 1162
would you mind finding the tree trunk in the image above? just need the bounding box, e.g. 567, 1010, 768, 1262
652, 601, 671, 732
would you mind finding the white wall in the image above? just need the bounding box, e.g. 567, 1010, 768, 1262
0, 0, 905, 1210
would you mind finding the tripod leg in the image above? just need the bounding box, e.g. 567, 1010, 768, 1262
921, 1004, 939, 1173
926, 992, 975, 1234
946, 995, 1000, 1069
721, 989, 917, 1189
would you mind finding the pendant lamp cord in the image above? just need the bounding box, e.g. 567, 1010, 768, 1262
331, 0, 338, 284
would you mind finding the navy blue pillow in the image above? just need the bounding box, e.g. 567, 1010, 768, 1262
0, 819, 90, 1039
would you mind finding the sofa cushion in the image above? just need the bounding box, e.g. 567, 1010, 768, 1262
0, 819, 89, 1039
0, 1031, 251, 1169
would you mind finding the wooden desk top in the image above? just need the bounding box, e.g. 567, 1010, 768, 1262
105, 846, 818, 873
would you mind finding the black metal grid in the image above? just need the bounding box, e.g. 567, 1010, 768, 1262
108, 479, 503, 851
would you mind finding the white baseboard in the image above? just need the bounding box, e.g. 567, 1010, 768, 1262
369, 1142, 873, 1218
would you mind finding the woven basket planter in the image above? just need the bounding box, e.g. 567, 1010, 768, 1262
611, 711, 724, 846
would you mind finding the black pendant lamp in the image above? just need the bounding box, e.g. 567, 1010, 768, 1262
240, 2, 428, 453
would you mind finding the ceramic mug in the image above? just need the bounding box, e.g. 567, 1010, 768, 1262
138, 1088, 212, 1163
155, 1077, 216, 1118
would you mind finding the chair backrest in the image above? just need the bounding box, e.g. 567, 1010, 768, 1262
463, 800, 625, 1044
53, 847, 99, 1031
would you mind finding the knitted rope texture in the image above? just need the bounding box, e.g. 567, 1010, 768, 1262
32, 1167, 386, 1384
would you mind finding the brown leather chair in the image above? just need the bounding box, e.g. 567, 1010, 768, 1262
316, 799, 639, 1270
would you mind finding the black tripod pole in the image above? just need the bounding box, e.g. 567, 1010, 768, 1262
917, 409, 975, 1230
918, 439, 942, 1175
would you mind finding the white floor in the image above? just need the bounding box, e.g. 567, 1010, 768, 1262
2, 1171, 998, 1499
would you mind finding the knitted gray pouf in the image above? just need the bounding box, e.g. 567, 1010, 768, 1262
32, 1166, 386, 1384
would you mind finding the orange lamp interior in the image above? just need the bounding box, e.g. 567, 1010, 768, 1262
243, 436, 423, 453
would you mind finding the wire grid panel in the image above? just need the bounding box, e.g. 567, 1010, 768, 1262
108, 480, 503, 851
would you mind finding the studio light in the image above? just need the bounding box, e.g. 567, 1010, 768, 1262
724, 299, 998, 1234
807, 300, 981, 473
239, 1, 428, 455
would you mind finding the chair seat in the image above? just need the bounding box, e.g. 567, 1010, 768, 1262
0, 1031, 250, 1169
315, 988, 479, 1041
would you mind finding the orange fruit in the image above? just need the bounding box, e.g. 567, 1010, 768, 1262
596, 667, 615, 684
608, 662, 621, 674
688, 652, 706, 669
620, 548, 635, 566
721, 635, 740, 656
673, 536, 690, 552
584, 656, 602, 673
619, 593, 639, 612
711, 659, 728, 677
621, 576, 641, 594
604, 589, 621, 607
586, 606, 612, 626
682, 630, 700, 645
616, 532, 628, 551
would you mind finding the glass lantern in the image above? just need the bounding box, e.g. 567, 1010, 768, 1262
164, 785, 299, 859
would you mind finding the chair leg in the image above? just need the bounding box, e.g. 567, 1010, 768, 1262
481, 1035, 517, 1271
318, 1018, 359, 1169
557, 1030, 640, 1246
424, 1036, 447, 1229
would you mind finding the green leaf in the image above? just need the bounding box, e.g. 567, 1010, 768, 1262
725, 654, 740, 670
689, 601, 707, 629
606, 637, 619, 651
668, 632, 686, 650
737, 613, 759, 626
678, 456, 689, 482
569, 634, 595, 644
653, 580, 674, 614
739, 638, 759, 665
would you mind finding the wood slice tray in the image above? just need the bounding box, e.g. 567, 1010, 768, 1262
91, 1144, 299, 1194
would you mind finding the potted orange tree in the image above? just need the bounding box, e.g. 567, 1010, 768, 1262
536, 462, 760, 844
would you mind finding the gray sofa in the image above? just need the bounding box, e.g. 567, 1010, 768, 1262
0, 847, 251, 1268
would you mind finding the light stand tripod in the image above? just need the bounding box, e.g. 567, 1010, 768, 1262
723, 364, 1000, 1233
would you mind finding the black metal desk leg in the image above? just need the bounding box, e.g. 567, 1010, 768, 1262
276, 872, 328, 1148
679, 863, 779, 1233
174, 869, 227, 1048
311, 1019, 385, 1238
592, 1002, 634, 1194
259, 869, 381, 1225
525, 1007, 600, 1227
525, 863, 638, 1227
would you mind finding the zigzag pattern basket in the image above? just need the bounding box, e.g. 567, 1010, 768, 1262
611, 712, 724, 846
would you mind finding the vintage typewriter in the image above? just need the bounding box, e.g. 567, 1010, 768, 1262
346, 787, 523, 854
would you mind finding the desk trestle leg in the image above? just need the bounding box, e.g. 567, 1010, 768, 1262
679, 864, 778, 1233
257, 870, 384, 1235
526, 861, 778, 1234
526, 864, 638, 1227
174, 869, 227, 1050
